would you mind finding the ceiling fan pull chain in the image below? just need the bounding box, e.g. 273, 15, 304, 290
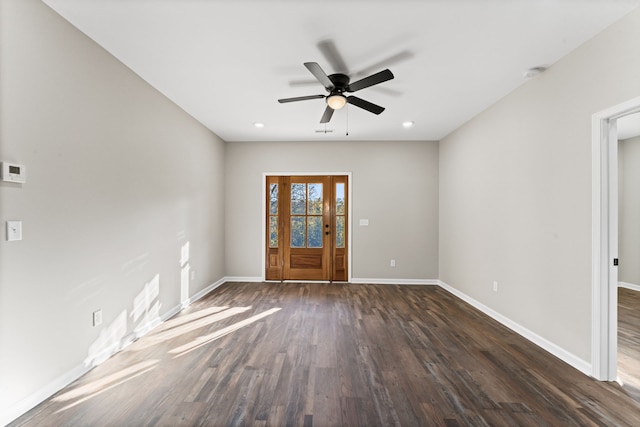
346, 104, 349, 136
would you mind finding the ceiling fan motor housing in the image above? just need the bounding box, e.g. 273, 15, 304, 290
328, 73, 350, 92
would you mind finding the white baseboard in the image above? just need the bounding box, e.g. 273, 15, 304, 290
1, 277, 227, 427
1, 363, 90, 427
437, 280, 592, 376
226, 278, 439, 285
619, 281, 640, 292
223, 276, 263, 283
180, 277, 227, 308
350, 278, 439, 285
223, 277, 440, 286
3, 276, 595, 426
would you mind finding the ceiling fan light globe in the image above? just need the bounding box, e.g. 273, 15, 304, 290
327, 94, 347, 110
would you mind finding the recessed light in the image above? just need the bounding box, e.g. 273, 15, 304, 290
402, 121, 414, 128
253, 122, 265, 128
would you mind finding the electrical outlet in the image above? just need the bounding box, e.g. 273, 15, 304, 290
493, 281, 498, 292
6, 221, 22, 241
93, 309, 103, 327
190, 270, 195, 281
390, 259, 396, 267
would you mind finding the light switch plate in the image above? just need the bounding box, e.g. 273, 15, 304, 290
93, 309, 103, 327
6, 221, 22, 241
359, 219, 369, 226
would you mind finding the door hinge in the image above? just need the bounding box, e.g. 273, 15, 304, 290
613, 258, 619, 266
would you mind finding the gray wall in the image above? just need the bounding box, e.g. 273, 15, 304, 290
0, 0, 226, 419
225, 140, 439, 281
439, 8, 640, 363
4, 0, 640, 423
619, 135, 640, 286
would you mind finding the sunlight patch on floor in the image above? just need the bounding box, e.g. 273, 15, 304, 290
53, 359, 160, 412
153, 306, 230, 333
169, 308, 282, 358
129, 306, 253, 351
57, 304, 281, 414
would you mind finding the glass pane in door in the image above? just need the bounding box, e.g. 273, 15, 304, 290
336, 216, 345, 248
291, 216, 306, 248
308, 216, 322, 248
270, 184, 278, 214
308, 183, 323, 215
269, 216, 278, 248
291, 184, 306, 215
336, 183, 345, 215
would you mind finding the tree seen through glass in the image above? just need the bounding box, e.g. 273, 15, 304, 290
290, 183, 323, 248
269, 183, 278, 247
336, 183, 345, 248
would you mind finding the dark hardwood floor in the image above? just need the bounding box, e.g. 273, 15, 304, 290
619, 287, 640, 402
10, 282, 640, 426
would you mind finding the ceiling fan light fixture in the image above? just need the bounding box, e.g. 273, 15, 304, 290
327, 94, 347, 110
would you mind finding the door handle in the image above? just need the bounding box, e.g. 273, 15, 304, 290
325, 224, 330, 235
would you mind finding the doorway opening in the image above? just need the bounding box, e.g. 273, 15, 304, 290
616, 111, 640, 400
592, 96, 640, 383
264, 174, 350, 282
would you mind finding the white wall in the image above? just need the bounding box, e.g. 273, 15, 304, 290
225, 140, 439, 282
0, 0, 226, 422
439, 8, 640, 363
619, 135, 640, 287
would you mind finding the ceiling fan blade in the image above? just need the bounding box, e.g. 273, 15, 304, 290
288, 79, 320, 87
347, 69, 394, 92
278, 94, 325, 103
304, 62, 335, 91
320, 105, 334, 123
317, 39, 349, 74
353, 50, 413, 78
347, 96, 385, 115
368, 86, 403, 97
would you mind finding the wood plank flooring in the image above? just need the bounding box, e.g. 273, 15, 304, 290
619, 287, 640, 402
10, 282, 640, 426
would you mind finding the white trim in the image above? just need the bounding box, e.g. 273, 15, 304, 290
437, 280, 592, 376
261, 174, 267, 280
1, 277, 227, 427
222, 278, 440, 286
4, 276, 602, 426
591, 116, 603, 379
1, 363, 90, 427
224, 278, 436, 286
261, 172, 353, 283
180, 277, 227, 307
619, 281, 640, 292
591, 96, 640, 381
223, 276, 264, 283
350, 278, 439, 286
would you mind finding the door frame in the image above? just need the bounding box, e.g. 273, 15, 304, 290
591, 96, 640, 381
261, 171, 353, 282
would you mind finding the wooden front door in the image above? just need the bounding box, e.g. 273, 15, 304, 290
266, 175, 348, 281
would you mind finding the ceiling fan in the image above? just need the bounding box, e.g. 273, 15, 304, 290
278, 62, 394, 123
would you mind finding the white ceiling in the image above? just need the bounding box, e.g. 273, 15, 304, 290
42, 0, 639, 142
